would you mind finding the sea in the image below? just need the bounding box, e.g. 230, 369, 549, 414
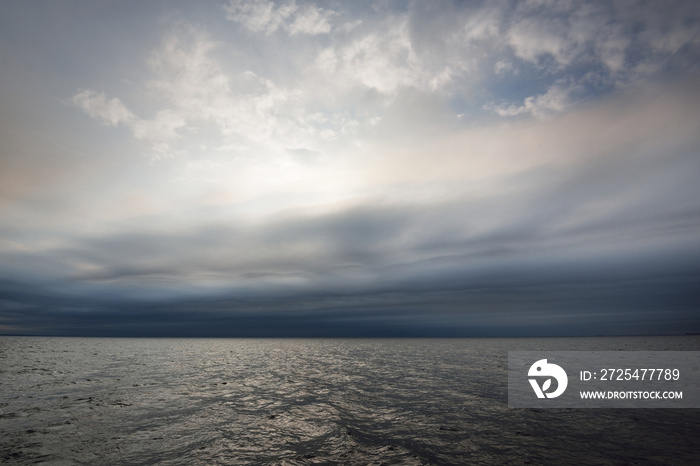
1, 336, 699, 465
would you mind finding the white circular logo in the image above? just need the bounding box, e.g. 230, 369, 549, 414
528, 359, 568, 399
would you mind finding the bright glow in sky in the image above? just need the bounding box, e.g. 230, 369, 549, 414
1, 0, 699, 336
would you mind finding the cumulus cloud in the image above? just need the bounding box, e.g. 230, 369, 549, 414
73, 27, 309, 158
486, 81, 580, 118
330, 23, 424, 94
224, 0, 333, 35
73, 89, 187, 159
72, 90, 134, 126
286, 3, 334, 35
411, 0, 700, 116
72, 0, 700, 163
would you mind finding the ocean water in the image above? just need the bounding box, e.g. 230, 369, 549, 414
1, 336, 699, 465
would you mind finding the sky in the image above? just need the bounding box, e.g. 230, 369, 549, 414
1, 0, 699, 337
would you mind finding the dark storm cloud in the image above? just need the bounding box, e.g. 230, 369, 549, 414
1, 247, 698, 337
2, 169, 699, 337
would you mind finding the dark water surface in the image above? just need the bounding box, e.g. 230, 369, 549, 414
1, 337, 699, 465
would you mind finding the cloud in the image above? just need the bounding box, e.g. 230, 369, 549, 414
73, 88, 187, 159
5, 1, 700, 336
72, 90, 134, 126
72, 27, 306, 158
315, 16, 462, 96
130, 110, 187, 154
71, 0, 700, 165
2, 199, 698, 336
224, 0, 334, 35
27, 80, 700, 288
287, 3, 334, 35
486, 81, 580, 118
479, 0, 700, 115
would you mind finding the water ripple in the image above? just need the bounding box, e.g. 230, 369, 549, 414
1, 337, 699, 464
